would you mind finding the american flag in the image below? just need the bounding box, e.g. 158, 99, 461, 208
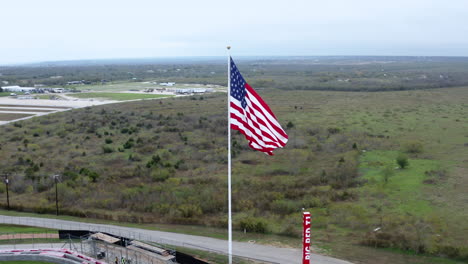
229, 57, 288, 155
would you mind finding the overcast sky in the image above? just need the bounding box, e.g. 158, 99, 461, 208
1, 0, 468, 64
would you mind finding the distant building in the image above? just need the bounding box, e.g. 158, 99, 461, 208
38, 87, 67, 93
52, 88, 65, 93
159, 82, 176, 86
67, 81, 83, 85
193, 88, 207, 94
173, 88, 213, 94
2, 86, 37, 92
175, 88, 192, 94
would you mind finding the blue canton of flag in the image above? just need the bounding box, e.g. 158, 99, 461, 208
230, 60, 248, 108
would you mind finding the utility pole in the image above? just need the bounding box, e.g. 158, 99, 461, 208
4, 174, 9, 210
53, 174, 59, 216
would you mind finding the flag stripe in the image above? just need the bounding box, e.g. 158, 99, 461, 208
231, 100, 279, 145
243, 92, 288, 144
230, 112, 281, 149
230, 106, 280, 147
230, 98, 281, 145
229, 57, 288, 155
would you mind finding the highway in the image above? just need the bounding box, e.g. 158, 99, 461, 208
0, 215, 352, 264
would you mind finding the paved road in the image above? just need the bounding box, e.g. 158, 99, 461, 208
0, 215, 352, 264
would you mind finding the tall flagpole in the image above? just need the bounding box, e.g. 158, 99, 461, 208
226, 45, 233, 264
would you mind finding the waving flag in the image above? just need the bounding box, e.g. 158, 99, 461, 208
229, 57, 288, 155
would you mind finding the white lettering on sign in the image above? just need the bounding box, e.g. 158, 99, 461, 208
305, 246, 310, 260
303, 212, 311, 264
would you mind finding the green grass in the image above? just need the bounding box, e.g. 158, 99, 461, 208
0, 239, 66, 245
0, 224, 55, 234
174, 246, 255, 264
67, 92, 174, 101
76, 81, 161, 92
0, 92, 11, 97
0, 87, 467, 264
78, 81, 224, 92
33, 95, 55, 100
359, 150, 439, 215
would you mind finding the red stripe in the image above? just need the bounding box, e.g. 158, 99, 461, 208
243, 104, 286, 145
230, 111, 280, 148
243, 109, 281, 145
244, 85, 288, 140
231, 96, 285, 145
230, 101, 282, 147
245, 83, 276, 118
231, 124, 275, 155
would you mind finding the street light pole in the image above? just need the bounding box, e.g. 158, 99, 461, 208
4, 175, 9, 210
53, 174, 59, 216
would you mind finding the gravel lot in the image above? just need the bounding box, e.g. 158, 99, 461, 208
0, 96, 117, 125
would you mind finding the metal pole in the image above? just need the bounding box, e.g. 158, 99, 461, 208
4, 175, 10, 210
54, 175, 59, 216
227, 46, 233, 264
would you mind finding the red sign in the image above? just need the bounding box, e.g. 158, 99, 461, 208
302, 212, 311, 264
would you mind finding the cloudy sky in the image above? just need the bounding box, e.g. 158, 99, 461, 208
1, 0, 468, 64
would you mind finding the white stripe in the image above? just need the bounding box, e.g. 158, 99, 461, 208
230, 98, 279, 145
243, 95, 287, 146
231, 118, 280, 150
246, 90, 285, 130
230, 99, 283, 149
243, 94, 288, 145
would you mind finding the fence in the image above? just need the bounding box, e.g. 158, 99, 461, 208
0, 215, 277, 264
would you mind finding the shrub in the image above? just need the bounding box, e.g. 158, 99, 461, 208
239, 217, 269, 233
327, 127, 341, 134
403, 141, 424, 154
382, 165, 395, 183
79, 168, 100, 183
271, 199, 300, 215
151, 168, 171, 182
123, 138, 135, 149
396, 153, 409, 169
178, 204, 202, 218
102, 145, 114, 153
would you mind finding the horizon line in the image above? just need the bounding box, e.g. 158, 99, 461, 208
2, 54, 468, 67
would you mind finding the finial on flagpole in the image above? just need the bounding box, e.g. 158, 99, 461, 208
227, 46, 231, 50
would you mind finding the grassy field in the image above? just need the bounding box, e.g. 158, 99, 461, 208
0, 92, 11, 97
73, 81, 223, 92
74, 82, 156, 92
67, 92, 174, 101
0, 224, 54, 234
0, 113, 33, 121
0, 87, 466, 263
33, 95, 56, 100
